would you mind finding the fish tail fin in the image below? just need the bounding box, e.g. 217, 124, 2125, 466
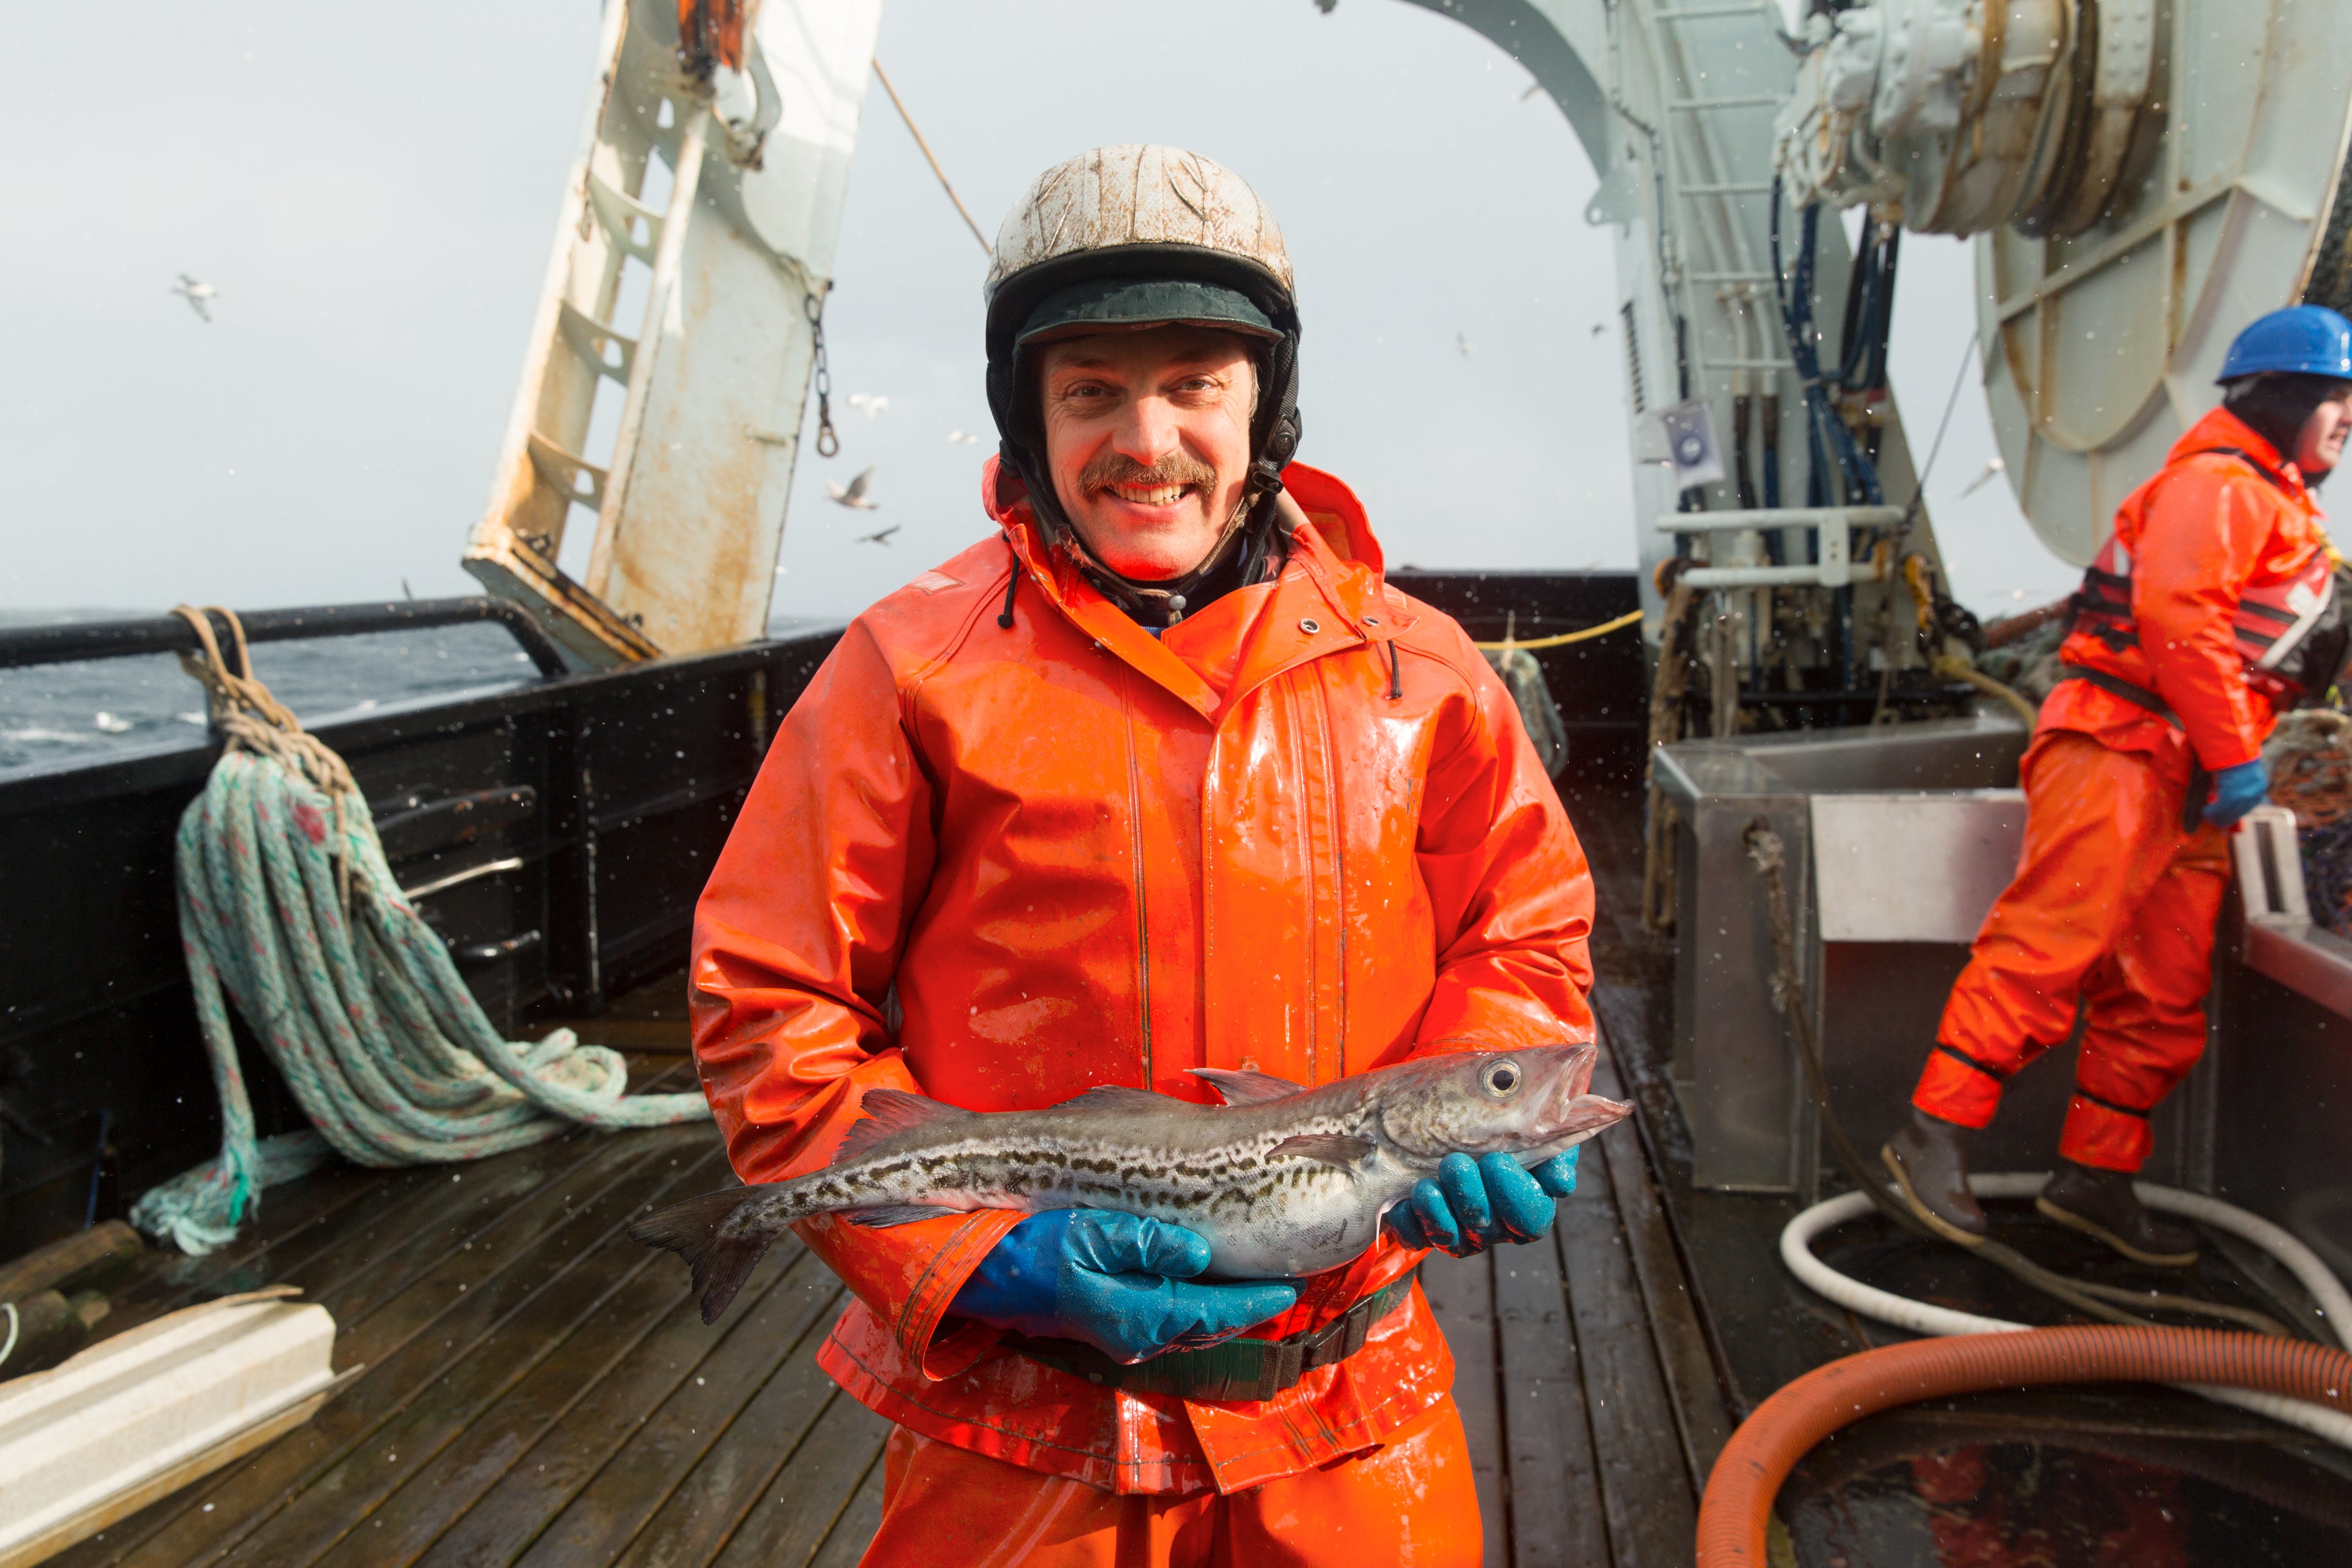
628, 1187, 775, 1324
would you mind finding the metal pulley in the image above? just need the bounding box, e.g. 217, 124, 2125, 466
1775, 0, 2352, 569
1773, 0, 2160, 239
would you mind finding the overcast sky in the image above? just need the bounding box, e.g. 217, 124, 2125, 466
3, 0, 2077, 621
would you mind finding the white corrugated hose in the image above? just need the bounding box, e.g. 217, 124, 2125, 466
1783, 1172, 2352, 1451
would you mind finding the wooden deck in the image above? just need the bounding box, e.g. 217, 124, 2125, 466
47, 1054, 889, 1568
42, 959, 1733, 1568
40, 771, 2352, 1567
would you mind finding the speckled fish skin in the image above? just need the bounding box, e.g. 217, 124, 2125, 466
634, 1044, 1629, 1309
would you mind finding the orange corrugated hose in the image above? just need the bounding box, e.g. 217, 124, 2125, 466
1694, 1325, 2352, 1566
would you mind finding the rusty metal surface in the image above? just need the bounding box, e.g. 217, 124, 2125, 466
467, 0, 880, 665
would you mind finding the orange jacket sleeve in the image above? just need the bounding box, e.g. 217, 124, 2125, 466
691, 621, 1018, 1379
2133, 460, 2278, 771
1408, 635, 1598, 1054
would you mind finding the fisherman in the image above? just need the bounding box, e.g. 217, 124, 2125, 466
1884, 304, 2352, 1265
690, 146, 1595, 1564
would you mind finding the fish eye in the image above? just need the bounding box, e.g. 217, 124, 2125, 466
1482, 1060, 1521, 1097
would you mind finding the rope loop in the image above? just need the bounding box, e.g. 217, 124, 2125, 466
130, 614, 712, 1255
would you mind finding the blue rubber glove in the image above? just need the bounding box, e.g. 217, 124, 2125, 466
949, 1209, 1298, 1364
2203, 757, 2269, 827
1385, 1149, 1581, 1257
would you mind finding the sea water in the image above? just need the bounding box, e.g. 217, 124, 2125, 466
0, 611, 545, 776
0, 609, 842, 778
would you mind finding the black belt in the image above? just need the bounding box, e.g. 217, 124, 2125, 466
1005, 1275, 1415, 1403
2056, 665, 2212, 830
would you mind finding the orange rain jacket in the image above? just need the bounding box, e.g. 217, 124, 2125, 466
690, 459, 1596, 1497
2040, 404, 2333, 778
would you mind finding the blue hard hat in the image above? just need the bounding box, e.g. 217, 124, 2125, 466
2217, 304, 2352, 382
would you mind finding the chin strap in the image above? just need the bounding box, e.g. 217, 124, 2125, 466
1060, 489, 1294, 628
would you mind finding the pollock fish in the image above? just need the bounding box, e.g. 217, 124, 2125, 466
631, 1042, 1632, 1322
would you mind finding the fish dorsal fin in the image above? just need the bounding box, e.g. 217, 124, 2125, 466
833, 1088, 976, 1164
1188, 1067, 1307, 1106
1270, 1133, 1375, 1169
1063, 1084, 1171, 1112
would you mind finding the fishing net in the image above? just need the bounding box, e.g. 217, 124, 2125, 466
1974, 612, 2068, 705
2264, 709, 2352, 933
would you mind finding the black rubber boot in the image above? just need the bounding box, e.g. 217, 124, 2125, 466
2037, 1160, 2199, 1267
1881, 1108, 1988, 1244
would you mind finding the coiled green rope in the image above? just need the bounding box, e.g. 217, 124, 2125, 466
130, 608, 710, 1255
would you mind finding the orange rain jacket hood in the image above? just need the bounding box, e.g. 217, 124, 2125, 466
690, 459, 1596, 1496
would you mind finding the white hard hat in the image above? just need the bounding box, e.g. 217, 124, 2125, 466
984, 145, 1294, 308
982, 146, 1303, 545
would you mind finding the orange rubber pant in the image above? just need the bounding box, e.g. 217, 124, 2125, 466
1914, 732, 2228, 1172
856, 1395, 1481, 1568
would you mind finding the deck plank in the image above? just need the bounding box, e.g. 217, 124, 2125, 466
803, 1451, 888, 1568
50, 1129, 668, 1568
1419, 1251, 1509, 1562
1589, 1049, 1735, 1490
211, 1147, 735, 1567
510, 1253, 849, 1567
1557, 1125, 1699, 1568
91, 1125, 715, 1568
600, 1277, 861, 1568
409, 1226, 834, 1567
92, 1061, 696, 1342
336, 1242, 804, 1567
706, 1393, 892, 1568
1493, 1235, 1608, 1568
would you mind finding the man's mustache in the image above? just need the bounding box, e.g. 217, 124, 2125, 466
1079, 451, 1219, 492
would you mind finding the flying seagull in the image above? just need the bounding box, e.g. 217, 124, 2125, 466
172, 274, 220, 323
846, 393, 889, 420
1958, 455, 2007, 497
1456, 331, 1475, 359
945, 429, 983, 445
856, 524, 902, 546
827, 467, 880, 510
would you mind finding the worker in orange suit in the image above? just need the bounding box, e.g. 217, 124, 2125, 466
689, 146, 1597, 1567
1885, 305, 2352, 1266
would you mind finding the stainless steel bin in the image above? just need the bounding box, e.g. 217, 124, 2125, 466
1653, 715, 2204, 1194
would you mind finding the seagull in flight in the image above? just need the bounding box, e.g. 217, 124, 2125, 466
172, 274, 220, 322
1455, 331, 1475, 360
945, 429, 983, 445
846, 393, 889, 420
827, 466, 880, 510
856, 524, 901, 546
1958, 455, 2007, 497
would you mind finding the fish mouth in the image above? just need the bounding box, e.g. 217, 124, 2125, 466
1537, 1041, 1601, 1123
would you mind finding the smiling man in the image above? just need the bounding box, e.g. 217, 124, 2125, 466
690, 146, 1596, 1566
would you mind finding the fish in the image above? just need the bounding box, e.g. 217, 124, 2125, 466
630, 1042, 1632, 1324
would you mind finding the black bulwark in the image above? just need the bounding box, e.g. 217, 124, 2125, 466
0, 606, 842, 1262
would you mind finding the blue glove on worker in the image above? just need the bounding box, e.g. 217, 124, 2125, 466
949, 1209, 1298, 1364
2203, 758, 2269, 828
1384, 1148, 1581, 1257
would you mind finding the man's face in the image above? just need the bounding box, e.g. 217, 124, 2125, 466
2297, 385, 2352, 475
1038, 325, 1257, 581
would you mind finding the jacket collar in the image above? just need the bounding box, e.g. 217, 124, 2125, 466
982, 459, 1396, 717
2174, 404, 2312, 502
